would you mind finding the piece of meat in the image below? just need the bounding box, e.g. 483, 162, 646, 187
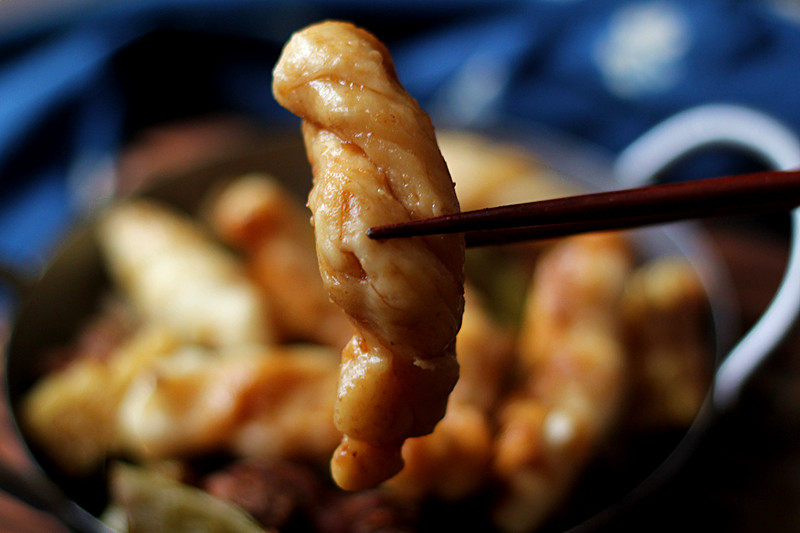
203, 460, 324, 530
117, 344, 341, 464
21, 327, 180, 474
208, 174, 351, 348
273, 21, 465, 490
384, 403, 493, 501
204, 459, 415, 533
493, 234, 632, 532
99, 199, 272, 347
379, 289, 510, 502
316, 491, 415, 533
450, 286, 515, 412
622, 258, 710, 428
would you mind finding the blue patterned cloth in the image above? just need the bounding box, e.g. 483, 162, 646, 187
1, 0, 799, 270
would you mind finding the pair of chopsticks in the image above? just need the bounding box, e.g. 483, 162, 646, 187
367, 169, 800, 247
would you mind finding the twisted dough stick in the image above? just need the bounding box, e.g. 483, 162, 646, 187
273, 21, 465, 490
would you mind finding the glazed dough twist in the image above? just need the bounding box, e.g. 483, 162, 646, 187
273, 21, 465, 490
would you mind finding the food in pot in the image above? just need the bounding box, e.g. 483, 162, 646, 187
20, 21, 711, 532
99, 200, 273, 347
494, 234, 631, 532
207, 174, 351, 348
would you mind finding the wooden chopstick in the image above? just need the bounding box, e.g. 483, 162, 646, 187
367, 169, 800, 247
462, 200, 797, 247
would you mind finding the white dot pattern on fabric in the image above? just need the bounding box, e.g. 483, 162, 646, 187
593, 1, 690, 98
768, 0, 800, 24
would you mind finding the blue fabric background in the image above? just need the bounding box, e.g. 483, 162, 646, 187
1, 0, 799, 270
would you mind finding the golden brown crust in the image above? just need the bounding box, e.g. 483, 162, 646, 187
273, 21, 465, 490
208, 174, 352, 347
493, 234, 632, 532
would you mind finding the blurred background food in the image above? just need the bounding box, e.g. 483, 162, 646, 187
1, 1, 800, 531
16, 140, 715, 532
